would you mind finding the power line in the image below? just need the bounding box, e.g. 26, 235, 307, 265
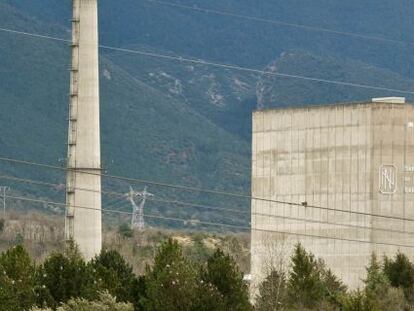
100, 45, 414, 95
4, 192, 414, 249
0, 27, 70, 43
0, 174, 249, 215
4, 157, 414, 224
145, 213, 414, 249
3, 172, 414, 237
1, 27, 414, 95
143, 0, 413, 46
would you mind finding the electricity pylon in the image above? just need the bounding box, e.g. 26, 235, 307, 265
0, 186, 10, 218
127, 186, 153, 230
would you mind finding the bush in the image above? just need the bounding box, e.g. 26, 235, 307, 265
118, 223, 133, 238
0, 218, 4, 234
31, 291, 133, 311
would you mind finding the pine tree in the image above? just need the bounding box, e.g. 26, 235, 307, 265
192, 278, 227, 311
365, 253, 389, 297
383, 252, 414, 301
201, 249, 251, 311
0, 245, 36, 311
318, 260, 347, 306
142, 238, 198, 311
36, 243, 98, 308
364, 253, 407, 311
287, 244, 325, 309
90, 249, 137, 303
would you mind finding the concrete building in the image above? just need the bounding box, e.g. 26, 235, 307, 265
65, 0, 102, 260
250, 98, 414, 297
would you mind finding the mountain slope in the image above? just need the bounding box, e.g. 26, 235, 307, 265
5, 0, 414, 77
2, 1, 414, 229
0, 3, 250, 228
257, 50, 414, 109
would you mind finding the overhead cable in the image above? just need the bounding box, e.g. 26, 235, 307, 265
3, 157, 414, 223
1, 27, 414, 95
4, 172, 414, 237
143, 0, 413, 46
4, 192, 414, 249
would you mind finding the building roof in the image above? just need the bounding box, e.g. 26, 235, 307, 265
254, 98, 413, 113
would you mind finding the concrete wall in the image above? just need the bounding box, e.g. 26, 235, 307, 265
250, 102, 414, 298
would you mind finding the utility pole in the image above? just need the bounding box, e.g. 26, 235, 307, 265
0, 186, 10, 218
127, 186, 153, 231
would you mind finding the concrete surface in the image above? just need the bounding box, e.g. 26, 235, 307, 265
250, 101, 414, 298
66, 0, 102, 260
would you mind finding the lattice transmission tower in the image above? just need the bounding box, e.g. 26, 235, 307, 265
127, 186, 153, 230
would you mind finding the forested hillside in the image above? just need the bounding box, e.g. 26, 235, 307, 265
1, 0, 414, 227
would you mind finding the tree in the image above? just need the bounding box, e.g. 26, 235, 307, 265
319, 261, 347, 306
365, 253, 388, 296
201, 249, 251, 311
0, 245, 36, 311
130, 275, 147, 311
31, 291, 133, 311
142, 238, 198, 311
255, 269, 287, 311
36, 243, 98, 308
383, 252, 414, 301
286, 244, 325, 309
364, 253, 407, 311
90, 249, 136, 303
192, 278, 227, 311
0, 263, 21, 311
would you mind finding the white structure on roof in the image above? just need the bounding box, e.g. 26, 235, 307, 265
372, 97, 406, 104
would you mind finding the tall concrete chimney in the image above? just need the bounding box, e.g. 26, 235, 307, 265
66, 0, 102, 260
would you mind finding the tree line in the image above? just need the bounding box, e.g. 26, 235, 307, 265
1, 239, 414, 310
256, 244, 414, 310
0, 239, 250, 311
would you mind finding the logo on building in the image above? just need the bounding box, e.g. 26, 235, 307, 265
379, 165, 397, 194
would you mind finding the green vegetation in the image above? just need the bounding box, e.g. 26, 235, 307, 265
255, 244, 414, 311
31, 292, 134, 311
3, 0, 414, 231
201, 249, 251, 310
0, 213, 251, 276
118, 223, 134, 239
0, 239, 250, 310
2, 240, 414, 310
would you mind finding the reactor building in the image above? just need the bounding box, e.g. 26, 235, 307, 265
65, 0, 102, 260
250, 97, 414, 296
